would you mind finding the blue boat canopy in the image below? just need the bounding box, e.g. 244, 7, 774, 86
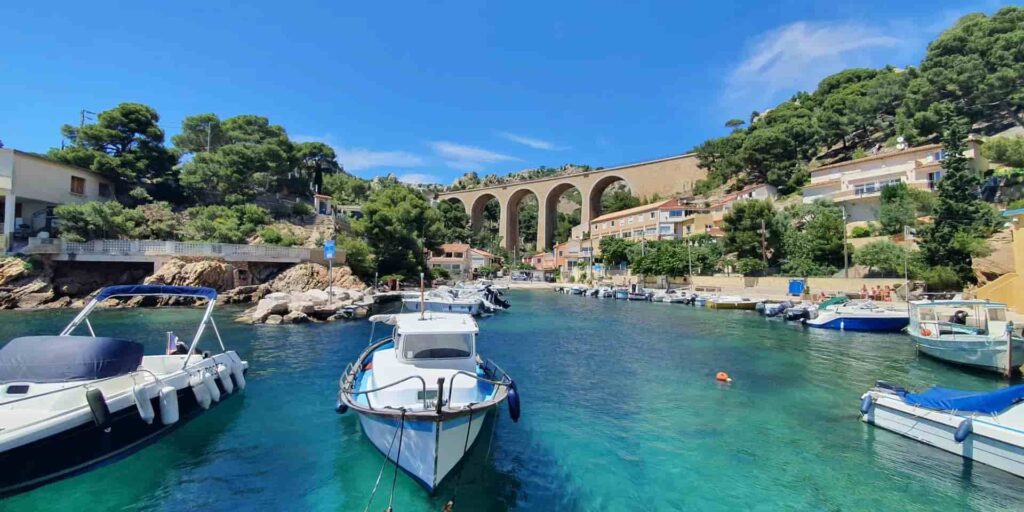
0, 336, 143, 384
95, 285, 218, 301
903, 384, 1024, 414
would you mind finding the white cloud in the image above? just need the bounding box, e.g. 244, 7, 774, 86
334, 147, 425, 171
430, 141, 519, 170
725, 21, 901, 106
292, 134, 425, 171
397, 173, 442, 185
498, 131, 565, 150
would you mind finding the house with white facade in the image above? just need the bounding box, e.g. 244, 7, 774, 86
801, 141, 986, 230
1, 149, 115, 253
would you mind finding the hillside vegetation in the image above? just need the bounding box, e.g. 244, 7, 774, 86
694, 7, 1024, 196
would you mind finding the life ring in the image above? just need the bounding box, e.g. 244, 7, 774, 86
920, 328, 932, 337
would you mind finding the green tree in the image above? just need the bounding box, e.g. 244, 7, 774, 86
722, 199, 783, 262
172, 113, 225, 154
54, 201, 145, 241
335, 234, 376, 279
49, 103, 177, 200
355, 185, 444, 279
517, 196, 539, 248
854, 240, 910, 276
918, 113, 998, 285
599, 237, 635, 266
181, 205, 272, 243
293, 141, 343, 194
780, 199, 848, 276
983, 136, 1024, 168
322, 172, 371, 204
898, 7, 1024, 140
600, 190, 641, 214
437, 200, 471, 243
879, 182, 917, 235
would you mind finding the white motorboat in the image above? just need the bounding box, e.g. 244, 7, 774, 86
403, 290, 483, 315
336, 312, 519, 493
660, 289, 688, 303
908, 300, 1024, 374
860, 380, 1024, 478
804, 300, 910, 332
0, 285, 248, 497
596, 286, 614, 298
707, 296, 757, 310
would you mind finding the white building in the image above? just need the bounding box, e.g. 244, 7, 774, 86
1, 149, 115, 253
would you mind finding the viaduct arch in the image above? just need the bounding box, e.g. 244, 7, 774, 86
435, 153, 706, 253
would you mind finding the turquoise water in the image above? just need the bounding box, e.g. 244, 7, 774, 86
1, 290, 1023, 511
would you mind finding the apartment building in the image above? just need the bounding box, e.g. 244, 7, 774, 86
801, 141, 985, 229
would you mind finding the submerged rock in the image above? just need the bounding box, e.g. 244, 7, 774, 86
264, 314, 284, 325
283, 311, 310, 324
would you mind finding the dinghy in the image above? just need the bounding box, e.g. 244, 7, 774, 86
336, 312, 519, 493
860, 381, 1024, 478
908, 300, 1024, 374
0, 285, 247, 497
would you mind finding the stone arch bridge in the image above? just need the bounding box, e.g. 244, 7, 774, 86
435, 153, 706, 253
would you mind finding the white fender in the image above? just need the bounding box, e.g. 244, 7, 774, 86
203, 372, 221, 402
190, 374, 212, 410
159, 385, 179, 425
132, 384, 155, 424
230, 360, 247, 391
217, 364, 234, 394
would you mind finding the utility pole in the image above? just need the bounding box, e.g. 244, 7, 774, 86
842, 205, 849, 278
78, 109, 96, 146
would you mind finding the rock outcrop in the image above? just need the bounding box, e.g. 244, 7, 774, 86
145, 258, 235, 289
268, 263, 365, 293
242, 286, 373, 324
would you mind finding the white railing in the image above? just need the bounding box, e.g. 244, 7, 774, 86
26, 238, 312, 262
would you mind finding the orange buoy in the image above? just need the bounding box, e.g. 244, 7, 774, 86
716, 371, 732, 383
920, 328, 932, 337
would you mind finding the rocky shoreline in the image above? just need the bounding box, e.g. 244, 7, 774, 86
0, 256, 372, 324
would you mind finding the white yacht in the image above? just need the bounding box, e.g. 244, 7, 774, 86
0, 285, 248, 497
336, 312, 519, 493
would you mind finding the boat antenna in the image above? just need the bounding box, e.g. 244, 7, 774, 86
420, 272, 425, 319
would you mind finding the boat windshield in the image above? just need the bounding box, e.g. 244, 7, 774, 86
401, 333, 474, 360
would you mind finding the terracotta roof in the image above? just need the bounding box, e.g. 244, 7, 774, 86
471, 248, 497, 258
439, 243, 470, 252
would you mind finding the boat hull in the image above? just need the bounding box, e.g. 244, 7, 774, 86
708, 302, 757, 310
911, 334, 1024, 373
0, 376, 242, 497
613, 291, 628, 300
805, 315, 909, 332
863, 394, 1024, 478
357, 407, 494, 492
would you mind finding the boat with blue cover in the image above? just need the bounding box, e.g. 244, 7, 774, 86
908, 299, 1024, 374
336, 312, 519, 493
0, 285, 248, 497
860, 381, 1024, 478
804, 300, 909, 332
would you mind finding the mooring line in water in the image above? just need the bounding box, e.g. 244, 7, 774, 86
364, 408, 405, 512
443, 405, 476, 511
386, 409, 407, 512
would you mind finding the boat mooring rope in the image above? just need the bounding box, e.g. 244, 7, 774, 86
364, 408, 406, 512
386, 409, 407, 512
443, 406, 476, 512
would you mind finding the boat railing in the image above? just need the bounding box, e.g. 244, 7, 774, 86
445, 367, 512, 408
345, 374, 430, 411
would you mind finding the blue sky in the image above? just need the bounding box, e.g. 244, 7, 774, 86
0, 0, 1013, 185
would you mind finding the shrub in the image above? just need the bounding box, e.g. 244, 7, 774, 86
918, 266, 961, 291
853, 240, 908, 276
736, 257, 767, 275
54, 201, 145, 241
432, 267, 452, 280
850, 226, 873, 238
336, 235, 375, 279
260, 227, 283, 245
291, 201, 314, 216
181, 205, 272, 243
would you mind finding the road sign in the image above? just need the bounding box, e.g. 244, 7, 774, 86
324, 240, 336, 260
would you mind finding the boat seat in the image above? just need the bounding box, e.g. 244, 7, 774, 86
903, 384, 1024, 415
0, 336, 143, 384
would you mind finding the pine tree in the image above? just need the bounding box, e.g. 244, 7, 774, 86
918, 113, 992, 285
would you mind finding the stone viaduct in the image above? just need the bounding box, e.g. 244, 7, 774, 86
434, 153, 706, 253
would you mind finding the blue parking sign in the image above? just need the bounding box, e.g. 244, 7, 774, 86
324, 240, 336, 260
